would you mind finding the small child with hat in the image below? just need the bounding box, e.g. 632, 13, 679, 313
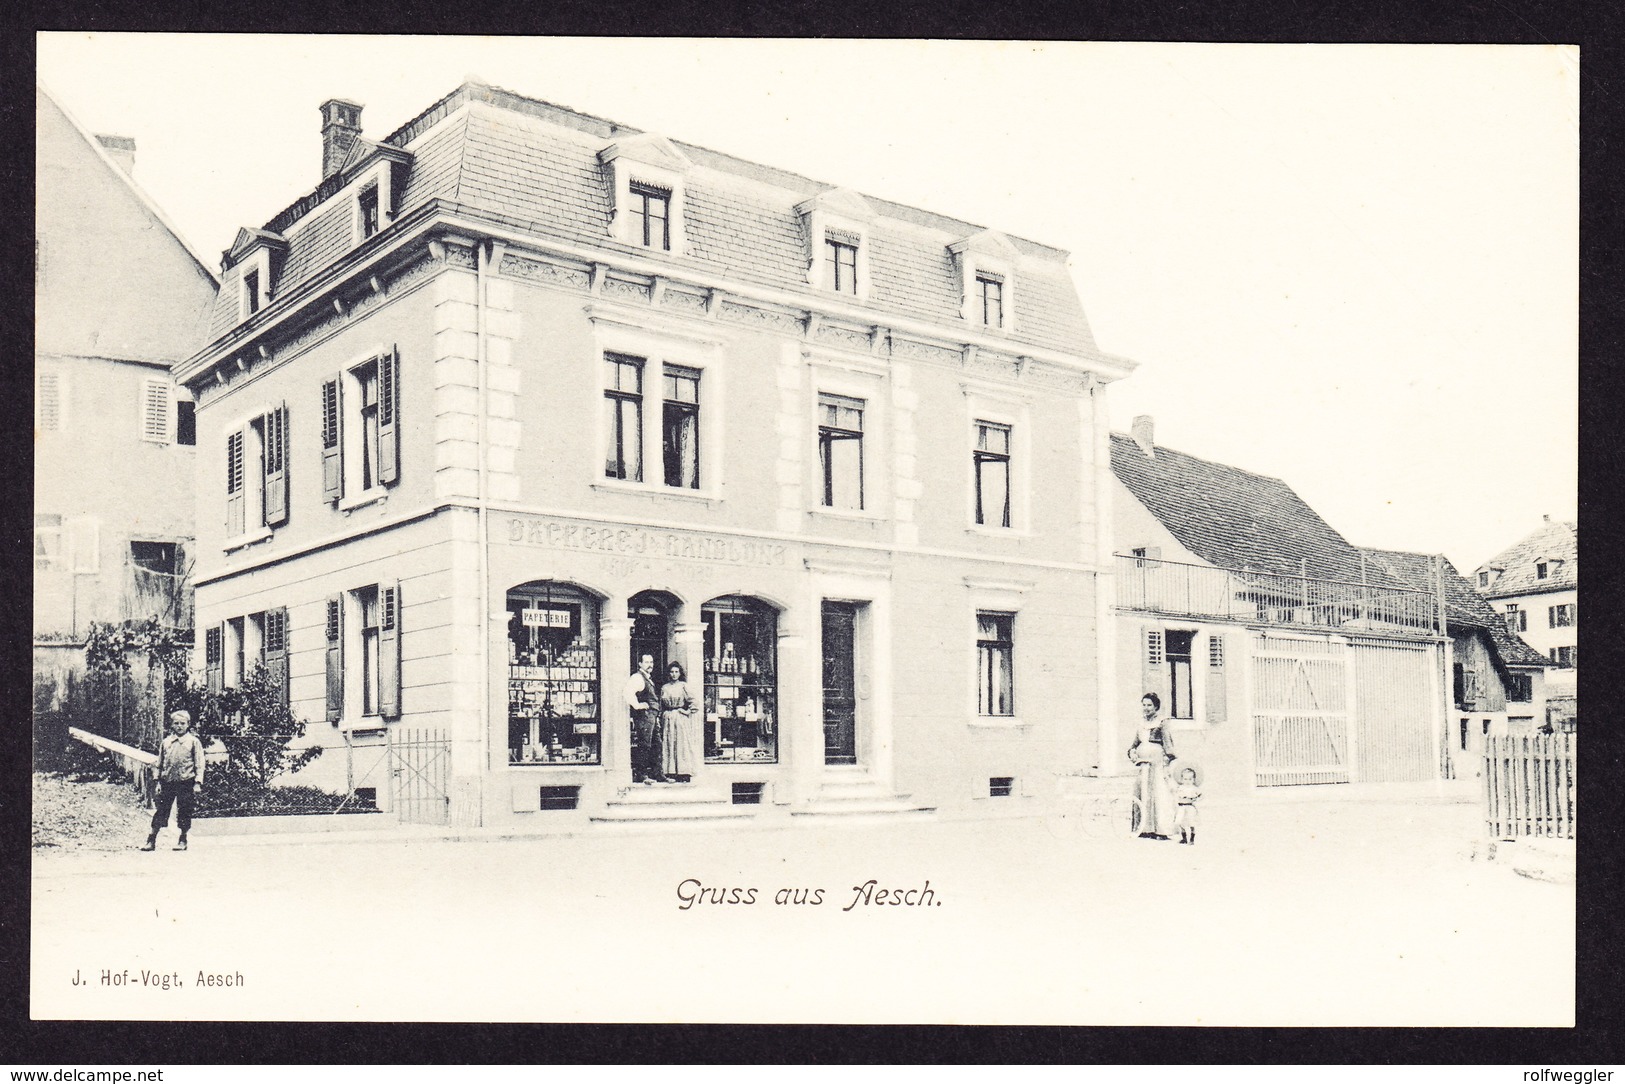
1171, 761, 1202, 845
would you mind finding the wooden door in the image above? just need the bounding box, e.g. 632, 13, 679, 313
821, 601, 858, 765
1251, 635, 1351, 786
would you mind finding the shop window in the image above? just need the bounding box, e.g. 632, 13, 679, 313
508, 582, 602, 766
662, 364, 700, 489
818, 392, 865, 510
989, 776, 1015, 798
603, 353, 645, 482
702, 596, 778, 763
977, 612, 1014, 717
973, 421, 1012, 528
732, 782, 766, 805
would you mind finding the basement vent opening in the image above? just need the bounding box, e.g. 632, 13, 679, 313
732, 782, 766, 805
989, 776, 1015, 798
539, 786, 581, 811
351, 787, 378, 810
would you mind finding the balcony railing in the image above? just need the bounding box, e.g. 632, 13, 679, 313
1114, 553, 1441, 638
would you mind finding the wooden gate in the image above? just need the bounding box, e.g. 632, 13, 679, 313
389, 727, 450, 825
1484, 733, 1575, 839
1251, 636, 1351, 786
1350, 640, 1436, 782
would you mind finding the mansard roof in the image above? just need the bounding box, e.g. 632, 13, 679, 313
205, 80, 1098, 356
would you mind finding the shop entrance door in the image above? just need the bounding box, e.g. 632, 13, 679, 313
821, 601, 858, 765
628, 592, 676, 781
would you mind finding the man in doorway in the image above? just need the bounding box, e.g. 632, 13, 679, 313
624, 654, 670, 784
141, 710, 206, 851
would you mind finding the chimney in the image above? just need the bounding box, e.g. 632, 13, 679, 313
95, 134, 136, 176
1131, 414, 1155, 457
320, 98, 364, 180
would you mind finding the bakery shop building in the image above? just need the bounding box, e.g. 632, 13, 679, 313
176, 82, 1136, 828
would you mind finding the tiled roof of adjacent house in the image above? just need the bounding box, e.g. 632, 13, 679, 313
208, 80, 1097, 356
1474, 518, 1578, 598
1109, 433, 1401, 585
1362, 547, 1550, 669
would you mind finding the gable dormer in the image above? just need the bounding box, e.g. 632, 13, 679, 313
338, 141, 414, 247
221, 227, 288, 321
796, 188, 878, 299
598, 132, 693, 254
948, 229, 1023, 333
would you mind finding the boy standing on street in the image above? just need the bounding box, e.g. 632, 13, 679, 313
141, 710, 205, 851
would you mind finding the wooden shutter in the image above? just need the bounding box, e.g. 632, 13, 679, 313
225, 430, 246, 535
1204, 633, 1228, 725
263, 403, 289, 526
379, 581, 402, 719
321, 378, 343, 502
378, 348, 400, 486
325, 595, 344, 724
205, 624, 224, 695
1141, 628, 1166, 697
265, 607, 290, 707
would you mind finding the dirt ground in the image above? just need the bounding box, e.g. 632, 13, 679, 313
30, 794, 1574, 1026
31, 773, 152, 851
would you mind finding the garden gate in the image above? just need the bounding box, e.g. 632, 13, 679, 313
389, 727, 450, 825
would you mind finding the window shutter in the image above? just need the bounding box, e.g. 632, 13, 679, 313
1205, 634, 1228, 725
265, 607, 290, 708
205, 625, 224, 695
140, 379, 171, 444
263, 403, 290, 526
379, 580, 402, 719
1142, 628, 1166, 692
325, 595, 344, 724
378, 348, 400, 485
225, 430, 246, 536
321, 378, 343, 502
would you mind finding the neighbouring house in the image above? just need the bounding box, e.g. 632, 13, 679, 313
1473, 516, 1577, 729
1360, 548, 1552, 775
174, 81, 1137, 827
34, 85, 216, 750
1110, 416, 1458, 795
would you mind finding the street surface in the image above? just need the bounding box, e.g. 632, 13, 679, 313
32, 795, 1573, 1025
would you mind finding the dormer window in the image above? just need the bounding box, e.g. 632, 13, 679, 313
1478, 571, 1490, 587
358, 184, 381, 240
1536, 561, 1549, 580
949, 230, 1021, 334
826, 233, 859, 295
599, 133, 691, 255
629, 183, 672, 251
977, 273, 1005, 328
243, 269, 261, 316
797, 189, 876, 300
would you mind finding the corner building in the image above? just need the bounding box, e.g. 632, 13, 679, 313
177, 83, 1136, 828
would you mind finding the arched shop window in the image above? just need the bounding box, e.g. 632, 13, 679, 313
702, 596, 778, 763
507, 581, 602, 765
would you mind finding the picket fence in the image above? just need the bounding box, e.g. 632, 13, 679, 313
1483, 733, 1575, 840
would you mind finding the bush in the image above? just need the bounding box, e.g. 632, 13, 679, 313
193, 768, 365, 817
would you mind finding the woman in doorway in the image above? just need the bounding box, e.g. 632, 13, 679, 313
1128, 692, 1177, 839
661, 662, 701, 783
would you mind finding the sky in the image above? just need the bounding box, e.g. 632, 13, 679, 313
35, 35, 1579, 574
